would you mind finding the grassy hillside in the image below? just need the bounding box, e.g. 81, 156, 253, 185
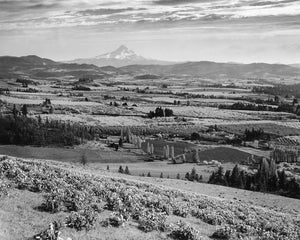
0, 156, 299, 240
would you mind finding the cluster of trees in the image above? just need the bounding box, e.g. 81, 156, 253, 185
208, 161, 300, 199
16, 78, 36, 86
120, 96, 129, 101
252, 84, 300, 98
147, 107, 174, 118
140, 172, 153, 177
185, 167, 203, 182
219, 102, 277, 111
72, 85, 91, 91
277, 103, 300, 115
16, 88, 38, 93
109, 101, 133, 108
118, 166, 131, 175
0, 88, 10, 94
159, 172, 170, 178
134, 74, 160, 80
0, 114, 96, 146
78, 77, 93, 83
209, 165, 250, 188
244, 128, 267, 141
219, 100, 300, 116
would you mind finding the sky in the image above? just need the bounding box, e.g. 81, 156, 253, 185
0, 0, 300, 63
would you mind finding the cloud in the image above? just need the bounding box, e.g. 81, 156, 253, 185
0, 0, 300, 31
249, 0, 299, 7
153, 0, 202, 5
77, 7, 143, 16
26, 3, 60, 9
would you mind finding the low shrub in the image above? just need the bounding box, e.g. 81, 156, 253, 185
105, 212, 127, 227
138, 210, 167, 232
65, 207, 98, 231
170, 221, 201, 240
212, 225, 236, 239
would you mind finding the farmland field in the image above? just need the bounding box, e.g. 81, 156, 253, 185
0, 145, 147, 163
219, 122, 300, 136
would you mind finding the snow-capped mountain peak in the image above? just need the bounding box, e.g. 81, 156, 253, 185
95, 45, 145, 60
67, 45, 175, 67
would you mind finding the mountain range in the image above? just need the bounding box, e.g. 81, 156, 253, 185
120, 61, 300, 79
1, 49, 300, 81
67, 45, 174, 67
0, 55, 121, 80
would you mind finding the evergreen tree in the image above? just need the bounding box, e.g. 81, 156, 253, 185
245, 174, 254, 190
230, 165, 240, 187
38, 115, 42, 124
125, 166, 130, 175
119, 138, 123, 147
287, 178, 300, 198
190, 167, 197, 181
160, 172, 164, 178
147, 172, 151, 177
215, 166, 226, 185
118, 166, 124, 174
267, 175, 278, 191
185, 172, 190, 181
238, 170, 246, 189
293, 98, 298, 106
208, 172, 216, 183
12, 104, 17, 118
107, 165, 110, 171
192, 149, 199, 163
80, 152, 87, 166
278, 170, 287, 189
225, 170, 231, 186
21, 104, 28, 117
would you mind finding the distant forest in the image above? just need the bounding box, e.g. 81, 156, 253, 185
253, 84, 300, 98
219, 102, 300, 116
209, 162, 300, 200
0, 114, 96, 146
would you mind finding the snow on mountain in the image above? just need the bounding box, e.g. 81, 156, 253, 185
67, 45, 174, 67
95, 45, 145, 60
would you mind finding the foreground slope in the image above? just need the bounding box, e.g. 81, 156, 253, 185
0, 156, 299, 240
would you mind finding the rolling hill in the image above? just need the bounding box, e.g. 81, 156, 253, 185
1, 54, 300, 81
0, 55, 121, 80
120, 61, 300, 79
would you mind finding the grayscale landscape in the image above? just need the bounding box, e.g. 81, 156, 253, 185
0, 1, 300, 240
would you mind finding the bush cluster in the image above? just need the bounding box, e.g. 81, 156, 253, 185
0, 157, 299, 240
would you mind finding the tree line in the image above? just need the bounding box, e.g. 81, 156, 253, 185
147, 107, 174, 118
0, 114, 96, 147
219, 101, 300, 116
208, 160, 300, 199
244, 128, 268, 141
